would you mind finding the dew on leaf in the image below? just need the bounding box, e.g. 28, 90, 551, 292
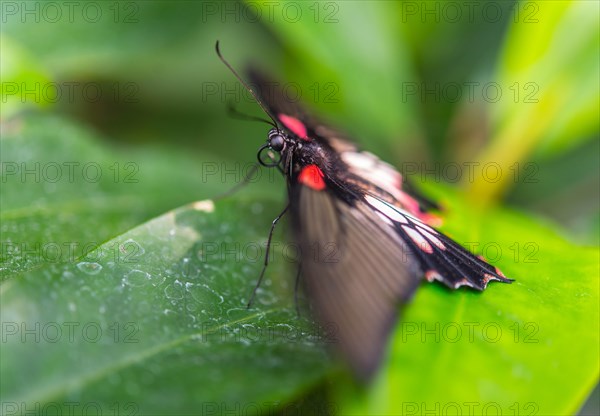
120, 238, 145, 258
122, 269, 151, 287
187, 283, 224, 305
61, 270, 74, 280
164, 279, 184, 300
76, 262, 103, 275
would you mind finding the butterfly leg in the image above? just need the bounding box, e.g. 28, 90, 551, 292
212, 163, 260, 201
247, 203, 290, 308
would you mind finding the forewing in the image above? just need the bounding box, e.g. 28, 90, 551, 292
292, 185, 421, 379
248, 69, 440, 221
363, 195, 512, 290
247, 68, 360, 151
293, 186, 512, 378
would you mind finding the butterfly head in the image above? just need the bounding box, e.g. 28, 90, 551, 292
267, 128, 287, 152
258, 128, 294, 167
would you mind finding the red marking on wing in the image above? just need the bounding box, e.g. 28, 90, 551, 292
397, 190, 443, 227
299, 165, 326, 191
425, 270, 441, 282
478, 256, 506, 278
279, 113, 309, 140
420, 213, 443, 228
483, 274, 494, 286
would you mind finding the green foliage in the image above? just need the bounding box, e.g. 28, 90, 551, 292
471, 0, 600, 203
1, 0, 598, 414
2, 109, 597, 416
2, 184, 329, 415
0, 115, 223, 279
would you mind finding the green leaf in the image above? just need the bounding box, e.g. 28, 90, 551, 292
332, 187, 599, 415
0, 114, 224, 278
0, 198, 330, 414
2, 113, 597, 414
1, 1, 271, 157
3, 2, 596, 413
495, 1, 599, 156
468, 0, 600, 203
0, 2, 209, 75
1, 113, 329, 413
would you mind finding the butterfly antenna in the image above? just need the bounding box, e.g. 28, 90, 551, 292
226, 102, 277, 127
215, 41, 279, 129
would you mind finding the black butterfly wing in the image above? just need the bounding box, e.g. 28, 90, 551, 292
360, 194, 511, 291
291, 184, 421, 379
247, 69, 512, 378
292, 183, 512, 378
248, 69, 441, 218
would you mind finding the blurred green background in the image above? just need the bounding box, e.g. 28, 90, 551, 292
1, 1, 599, 415
3, 0, 598, 240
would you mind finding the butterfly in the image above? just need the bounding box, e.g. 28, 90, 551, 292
216, 42, 512, 380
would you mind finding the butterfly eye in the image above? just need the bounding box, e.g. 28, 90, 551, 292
269, 134, 285, 152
